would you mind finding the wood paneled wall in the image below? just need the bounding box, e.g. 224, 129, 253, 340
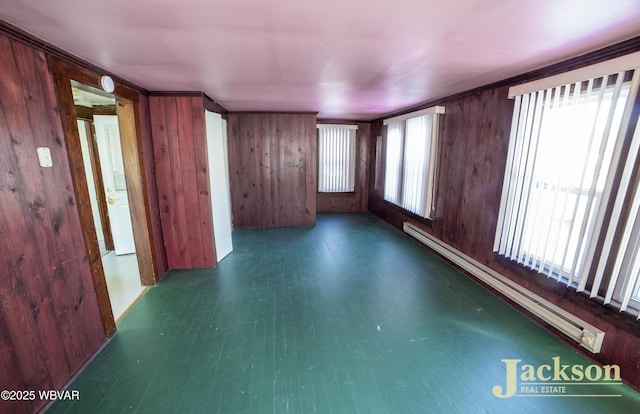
137, 94, 168, 277
317, 122, 370, 212
368, 86, 640, 390
149, 96, 216, 269
228, 113, 317, 228
0, 35, 106, 414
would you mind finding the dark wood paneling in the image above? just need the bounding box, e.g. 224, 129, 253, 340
150, 97, 179, 267
116, 99, 160, 285
92, 105, 117, 116
191, 96, 217, 266
368, 73, 640, 390
149, 96, 216, 269
150, 92, 228, 116
432, 88, 514, 260
75, 105, 93, 120
0, 34, 106, 414
137, 94, 168, 277
317, 122, 370, 212
228, 113, 317, 228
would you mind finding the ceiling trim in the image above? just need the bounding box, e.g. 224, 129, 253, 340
149, 91, 204, 97
229, 111, 319, 115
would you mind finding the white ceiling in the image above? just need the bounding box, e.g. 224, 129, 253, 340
2, 0, 640, 120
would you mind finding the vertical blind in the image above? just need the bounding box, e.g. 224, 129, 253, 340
383, 109, 442, 219
402, 115, 433, 215
318, 125, 357, 193
383, 121, 404, 205
595, 114, 640, 316
494, 67, 640, 317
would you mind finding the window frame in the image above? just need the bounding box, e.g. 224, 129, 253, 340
382, 106, 444, 220
317, 124, 358, 194
495, 56, 640, 319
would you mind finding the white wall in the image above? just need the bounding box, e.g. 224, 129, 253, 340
205, 111, 233, 261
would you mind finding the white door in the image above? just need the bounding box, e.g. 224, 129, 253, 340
93, 115, 136, 255
206, 111, 233, 261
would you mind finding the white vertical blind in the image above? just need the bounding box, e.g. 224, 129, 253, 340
402, 115, 432, 217
318, 126, 356, 192
495, 67, 640, 317
384, 121, 404, 204
383, 109, 443, 219
600, 115, 640, 318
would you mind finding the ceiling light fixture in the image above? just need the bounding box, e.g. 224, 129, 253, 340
100, 75, 115, 93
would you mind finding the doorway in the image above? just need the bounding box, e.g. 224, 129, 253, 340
73, 82, 145, 321
50, 56, 159, 336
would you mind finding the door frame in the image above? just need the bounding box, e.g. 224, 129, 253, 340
49, 56, 159, 336
76, 116, 115, 252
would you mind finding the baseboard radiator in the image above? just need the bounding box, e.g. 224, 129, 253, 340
403, 222, 605, 354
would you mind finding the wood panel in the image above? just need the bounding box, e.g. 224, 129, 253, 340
116, 99, 159, 285
368, 79, 640, 390
317, 122, 370, 212
136, 94, 168, 277
228, 113, 317, 228
0, 34, 106, 414
191, 97, 217, 267
149, 96, 216, 269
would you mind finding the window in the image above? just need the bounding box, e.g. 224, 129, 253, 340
607, 121, 640, 312
383, 107, 444, 219
317, 124, 357, 193
590, 111, 640, 316
495, 55, 640, 318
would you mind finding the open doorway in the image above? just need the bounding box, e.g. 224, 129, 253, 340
72, 82, 145, 321
50, 55, 160, 336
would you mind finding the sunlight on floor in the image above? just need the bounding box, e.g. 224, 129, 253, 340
101, 252, 145, 321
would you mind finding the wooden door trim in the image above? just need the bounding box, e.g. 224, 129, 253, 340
116, 99, 159, 285
83, 120, 115, 251
49, 56, 158, 337
50, 68, 115, 336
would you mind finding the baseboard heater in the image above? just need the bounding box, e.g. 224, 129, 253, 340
403, 222, 605, 354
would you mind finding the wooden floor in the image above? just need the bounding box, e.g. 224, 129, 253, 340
47, 213, 640, 413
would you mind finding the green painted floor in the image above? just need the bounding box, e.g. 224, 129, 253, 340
47, 213, 640, 413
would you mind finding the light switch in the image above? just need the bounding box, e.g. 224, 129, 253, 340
37, 147, 53, 167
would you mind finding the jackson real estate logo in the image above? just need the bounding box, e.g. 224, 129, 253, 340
492, 356, 623, 398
